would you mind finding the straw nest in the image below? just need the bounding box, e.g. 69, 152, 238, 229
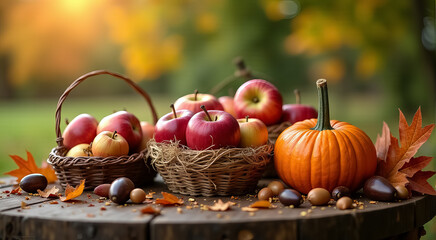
148, 139, 273, 196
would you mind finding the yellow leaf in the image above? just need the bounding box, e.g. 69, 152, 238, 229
60, 179, 85, 202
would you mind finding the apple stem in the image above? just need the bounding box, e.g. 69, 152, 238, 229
170, 104, 178, 118
294, 89, 301, 104
245, 116, 249, 122
215, 116, 218, 121
112, 131, 118, 139
200, 105, 213, 121
234, 57, 253, 80
65, 118, 69, 125
252, 97, 259, 103
194, 89, 198, 101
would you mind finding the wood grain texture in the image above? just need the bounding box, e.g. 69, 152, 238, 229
0, 177, 435, 240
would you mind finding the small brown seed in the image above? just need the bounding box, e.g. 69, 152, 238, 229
267, 181, 285, 196
130, 188, 146, 203
336, 196, 353, 210
307, 188, 331, 206
258, 187, 274, 201
395, 185, 409, 200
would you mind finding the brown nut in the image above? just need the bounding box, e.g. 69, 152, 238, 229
258, 187, 274, 201
267, 181, 285, 196
395, 185, 409, 200
307, 188, 331, 206
336, 196, 353, 210
130, 188, 146, 203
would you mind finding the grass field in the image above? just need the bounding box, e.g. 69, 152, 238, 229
0, 93, 435, 238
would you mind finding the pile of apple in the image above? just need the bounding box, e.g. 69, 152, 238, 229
63, 111, 154, 158
154, 78, 317, 150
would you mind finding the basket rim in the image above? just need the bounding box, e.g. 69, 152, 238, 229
47, 147, 148, 167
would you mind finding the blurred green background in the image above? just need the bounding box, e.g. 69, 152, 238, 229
0, 0, 435, 238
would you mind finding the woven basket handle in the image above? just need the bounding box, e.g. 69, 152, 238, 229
55, 70, 159, 148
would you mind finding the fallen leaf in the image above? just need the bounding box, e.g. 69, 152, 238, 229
208, 199, 234, 211
155, 192, 183, 206
21, 201, 29, 209
376, 108, 435, 189
249, 200, 274, 209
400, 156, 433, 178
241, 207, 259, 212
140, 205, 161, 215
407, 171, 436, 195
60, 179, 85, 202
5, 151, 57, 183
11, 187, 21, 194
38, 186, 59, 198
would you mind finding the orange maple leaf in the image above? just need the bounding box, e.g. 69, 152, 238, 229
249, 200, 274, 209
375, 108, 435, 192
155, 192, 184, 206
60, 179, 86, 202
5, 151, 57, 183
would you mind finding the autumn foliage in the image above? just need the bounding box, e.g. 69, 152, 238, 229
5, 151, 57, 183
375, 108, 435, 195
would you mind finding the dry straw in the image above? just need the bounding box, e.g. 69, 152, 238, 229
47, 70, 158, 190
148, 139, 273, 196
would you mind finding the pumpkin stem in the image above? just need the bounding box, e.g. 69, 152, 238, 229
311, 79, 333, 131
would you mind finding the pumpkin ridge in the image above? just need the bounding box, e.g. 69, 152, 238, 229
309, 130, 323, 191
341, 127, 368, 190
275, 128, 305, 187
327, 130, 341, 190
332, 129, 353, 188
286, 130, 313, 191
341, 126, 377, 181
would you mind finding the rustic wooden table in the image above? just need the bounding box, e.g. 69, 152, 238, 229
0, 176, 435, 240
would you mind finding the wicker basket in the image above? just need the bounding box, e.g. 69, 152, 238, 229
47, 70, 158, 190
148, 139, 273, 196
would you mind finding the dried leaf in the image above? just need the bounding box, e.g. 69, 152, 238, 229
400, 156, 433, 178
375, 122, 391, 162
376, 108, 435, 189
38, 186, 60, 198
5, 151, 57, 183
241, 207, 259, 212
155, 192, 183, 206
208, 199, 233, 211
407, 171, 436, 195
60, 179, 85, 202
11, 187, 21, 194
249, 200, 273, 209
140, 205, 161, 215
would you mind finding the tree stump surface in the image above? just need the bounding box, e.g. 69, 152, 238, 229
0, 176, 434, 240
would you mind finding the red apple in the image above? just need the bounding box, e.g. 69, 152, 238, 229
66, 143, 93, 157
92, 131, 129, 157
136, 121, 155, 151
237, 116, 268, 148
282, 89, 318, 124
97, 111, 143, 151
174, 90, 224, 114
154, 104, 194, 146
234, 79, 283, 126
218, 96, 237, 118
62, 113, 98, 150
186, 106, 240, 150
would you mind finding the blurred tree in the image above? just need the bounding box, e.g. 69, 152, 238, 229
0, 0, 112, 98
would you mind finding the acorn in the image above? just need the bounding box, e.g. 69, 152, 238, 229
363, 176, 396, 202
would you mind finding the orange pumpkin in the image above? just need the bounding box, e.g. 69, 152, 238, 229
274, 79, 377, 194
